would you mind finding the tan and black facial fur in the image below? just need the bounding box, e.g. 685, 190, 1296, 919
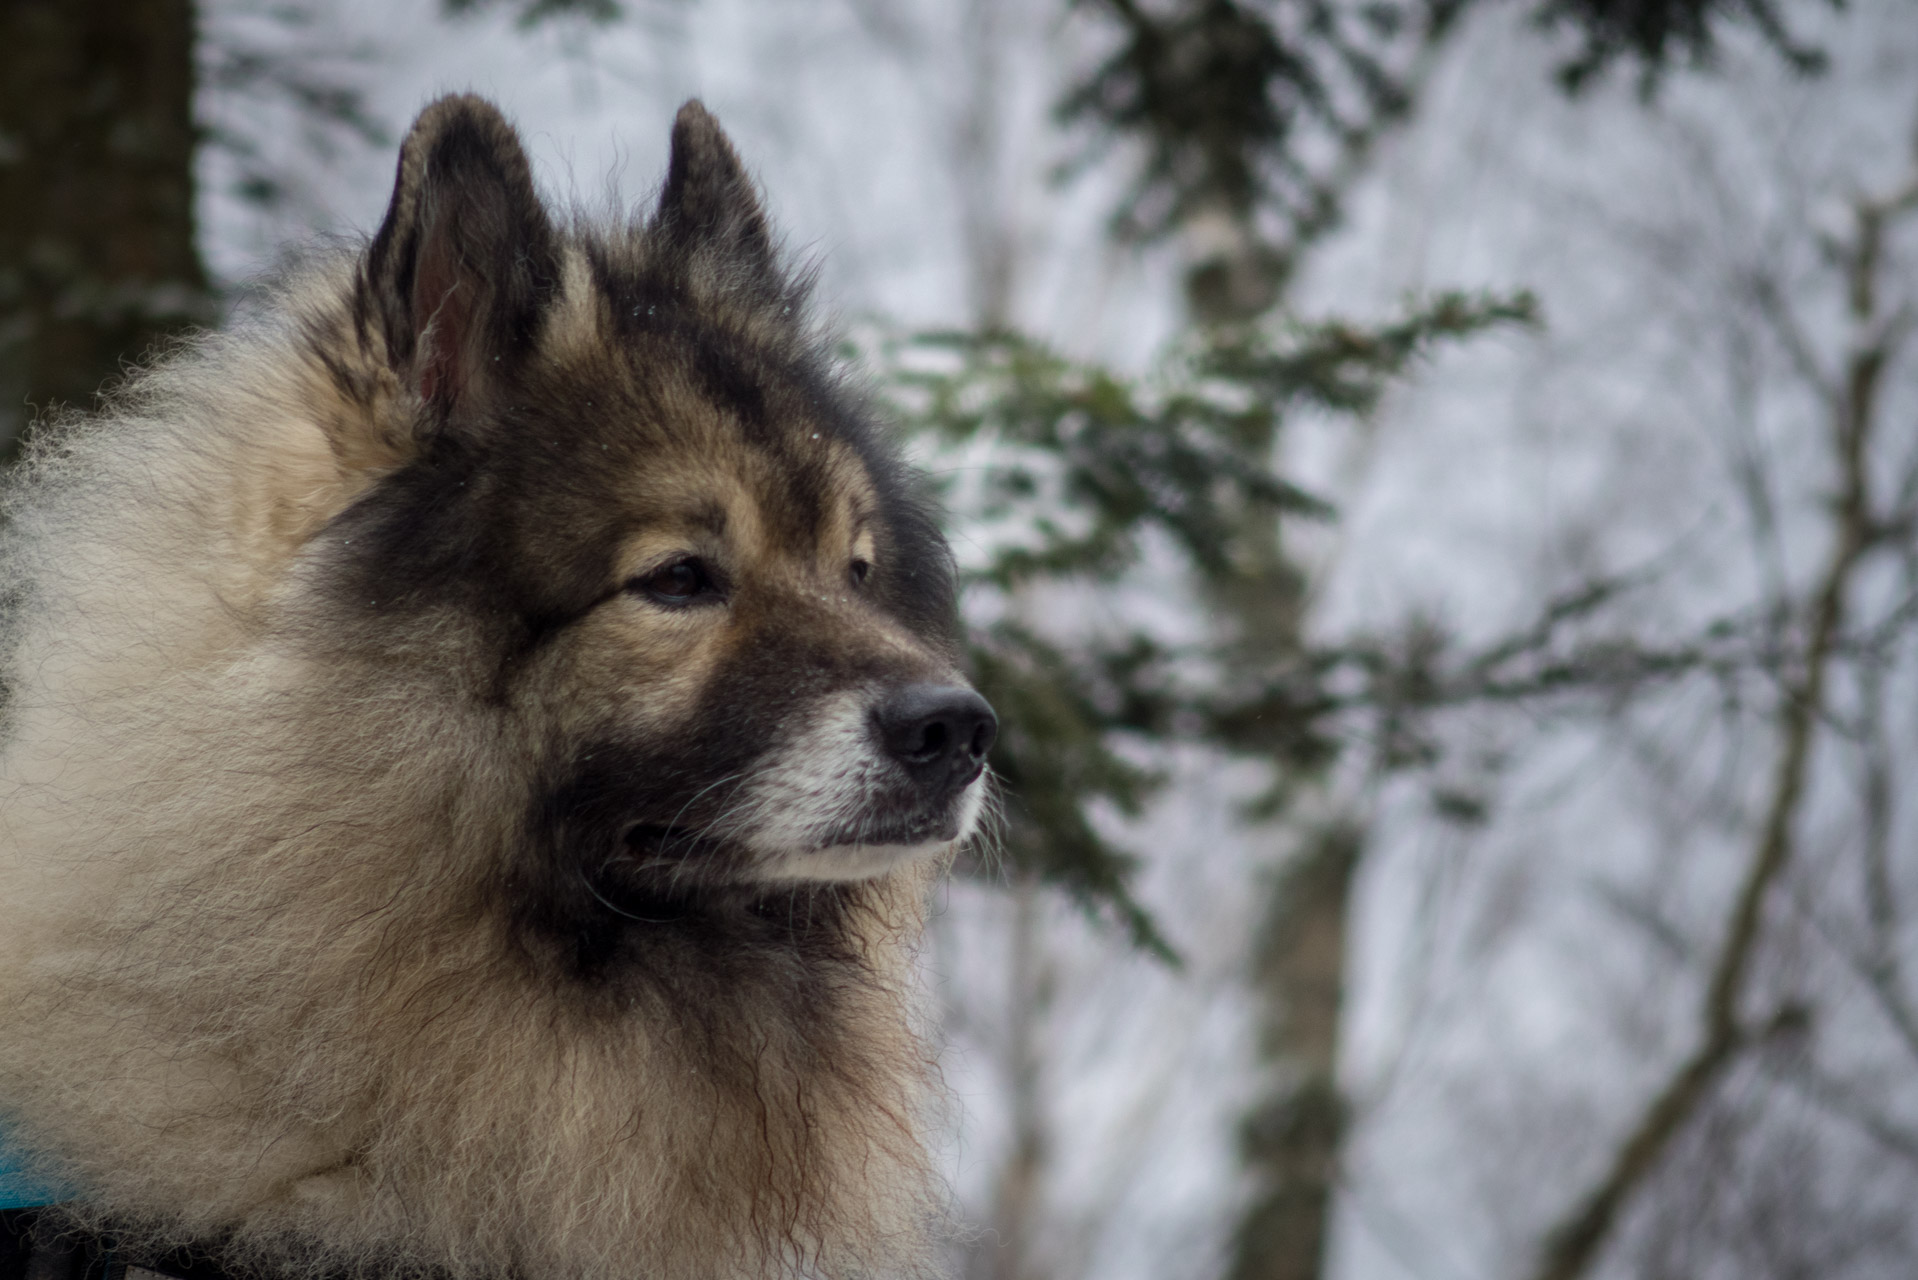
0, 96, 988, 1280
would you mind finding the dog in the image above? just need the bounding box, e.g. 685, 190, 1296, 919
0, 95, 993, 1280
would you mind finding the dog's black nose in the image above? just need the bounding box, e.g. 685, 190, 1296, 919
877, 683, 997, 789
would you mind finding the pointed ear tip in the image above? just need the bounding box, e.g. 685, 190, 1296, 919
670, 99, 743, 157
406, 93, 521, 155
413, 92, 502, 129
673, 99, 717, 130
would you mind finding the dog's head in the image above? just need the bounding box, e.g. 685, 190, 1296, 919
317, 96, 992, 973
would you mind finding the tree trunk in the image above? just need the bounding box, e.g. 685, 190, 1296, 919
1207, 328, 1337, 1280
982, 875, 1053, 1280
1227, 822, 1359, 1280
0, 0, 210, 455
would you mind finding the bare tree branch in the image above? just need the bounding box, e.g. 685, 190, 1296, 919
1850, 648, 1918, 1063
1746, 269, 1838, 409
1526, 165, 1916, 1280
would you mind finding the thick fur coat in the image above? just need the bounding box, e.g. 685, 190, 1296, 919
0, 97, 989, 1280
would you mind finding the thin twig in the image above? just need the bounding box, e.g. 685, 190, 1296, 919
1766, 1055, 1918, 1169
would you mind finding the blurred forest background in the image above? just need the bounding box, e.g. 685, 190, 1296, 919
5, 0, 1918, 1277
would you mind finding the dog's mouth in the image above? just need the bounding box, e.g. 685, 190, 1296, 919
622, 803, 960, 872
810, 812, 962, 849
591, 806, 956, 921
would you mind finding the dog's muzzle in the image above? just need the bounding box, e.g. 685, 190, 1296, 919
726, 679, 999, 882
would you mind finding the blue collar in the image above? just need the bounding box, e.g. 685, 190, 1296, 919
0, 1126, 69, 1210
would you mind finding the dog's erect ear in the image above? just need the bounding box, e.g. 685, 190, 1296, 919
654, 101, 775, 275
362, 94, 558, 417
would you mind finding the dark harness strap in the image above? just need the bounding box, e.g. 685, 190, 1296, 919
0, 1211, 248, 1280
2, 1209, 114, 1280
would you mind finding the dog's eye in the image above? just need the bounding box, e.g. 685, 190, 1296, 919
630, 558, 720, 606
849, 559, 872, 586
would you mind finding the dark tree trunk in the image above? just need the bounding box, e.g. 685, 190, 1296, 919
1228, 823, 1359, 1280
0, 0, 210, 455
